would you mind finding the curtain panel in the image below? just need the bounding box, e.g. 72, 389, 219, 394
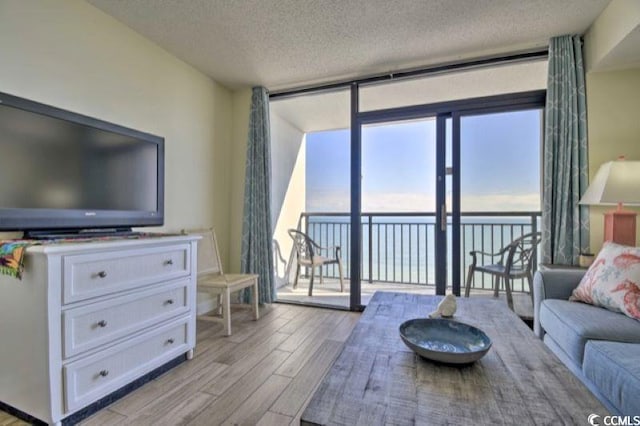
542, 34, 589, 265
241, 87, 276, 303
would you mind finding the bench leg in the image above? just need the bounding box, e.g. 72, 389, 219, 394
252, 281, 260, 320
223, 288, 232, 336
216, 294, 223, 316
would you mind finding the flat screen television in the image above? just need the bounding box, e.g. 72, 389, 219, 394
0, 92, 164, 238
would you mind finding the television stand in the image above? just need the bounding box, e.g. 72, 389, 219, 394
24, 227, 139, 240
0, 234, 199, 425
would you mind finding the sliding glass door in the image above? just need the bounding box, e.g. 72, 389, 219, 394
352, 92, 544, 309
453, 108, 543, 295
353, 110, 450, 306
269, 87, 544, 312
359, 117, 446, 304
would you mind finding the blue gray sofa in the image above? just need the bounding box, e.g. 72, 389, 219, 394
533, 269, 640, 416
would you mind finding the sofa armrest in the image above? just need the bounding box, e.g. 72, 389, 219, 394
533, 269, 586, 339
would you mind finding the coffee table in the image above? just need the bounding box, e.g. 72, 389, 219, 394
301, 292, 608, 425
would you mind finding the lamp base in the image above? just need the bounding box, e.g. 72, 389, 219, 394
604, 208, 637, 246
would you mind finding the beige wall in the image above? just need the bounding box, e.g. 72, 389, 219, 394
586, 68, 640, 251
0, 0, 235, 266
583, 0, 640, 71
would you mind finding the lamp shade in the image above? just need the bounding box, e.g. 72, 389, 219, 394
579, 160, 640, 206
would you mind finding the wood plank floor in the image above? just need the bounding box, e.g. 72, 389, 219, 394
0, 304, 360, 426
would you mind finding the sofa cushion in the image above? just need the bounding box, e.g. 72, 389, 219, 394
583, 341, 640, 416
539, 299, 640, 365
571, 242, 640, 320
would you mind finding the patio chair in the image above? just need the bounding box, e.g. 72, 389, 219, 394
188, 228, 259, 336
288, 229, 345, 297
464, 231, 541, 311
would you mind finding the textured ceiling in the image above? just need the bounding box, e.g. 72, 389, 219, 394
88, 0, 610, 91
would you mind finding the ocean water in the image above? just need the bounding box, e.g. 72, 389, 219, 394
306, 214, 540, 292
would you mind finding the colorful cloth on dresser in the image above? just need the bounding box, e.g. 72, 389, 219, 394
0, 241, 35, 279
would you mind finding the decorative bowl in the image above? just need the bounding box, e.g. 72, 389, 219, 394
399, 318, 492, 364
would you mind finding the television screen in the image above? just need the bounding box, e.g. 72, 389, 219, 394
0, 92, 164, 233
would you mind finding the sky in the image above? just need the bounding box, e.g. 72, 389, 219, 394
305, 109, 542, 213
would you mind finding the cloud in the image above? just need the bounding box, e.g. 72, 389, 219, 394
306, 191, 540, 213
306, 191, 350, 212
459, 193, 541, 212
363, 192, 435, 212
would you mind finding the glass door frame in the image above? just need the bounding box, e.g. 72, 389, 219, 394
350, 87, 545, 310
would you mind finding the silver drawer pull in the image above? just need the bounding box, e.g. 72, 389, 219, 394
99, 370, 109, 377
166, 338, 175, 345
164, 259, 173, 266
97, 320, 108, 328
96, 271, 107, 278
165, 299, 174, 305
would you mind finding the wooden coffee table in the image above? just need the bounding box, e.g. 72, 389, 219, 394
301, 292, 608, 425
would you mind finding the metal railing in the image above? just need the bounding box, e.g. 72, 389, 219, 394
299, 211, 541, 292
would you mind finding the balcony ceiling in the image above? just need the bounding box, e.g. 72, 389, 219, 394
88, 0, 610, 91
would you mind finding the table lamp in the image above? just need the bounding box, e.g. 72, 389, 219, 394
579, 156, 640, 246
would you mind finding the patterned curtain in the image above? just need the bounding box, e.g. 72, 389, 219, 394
542, 35, 589, 265
241, 87, 275, 303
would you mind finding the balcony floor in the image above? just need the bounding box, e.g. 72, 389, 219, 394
276, 278, 534, 320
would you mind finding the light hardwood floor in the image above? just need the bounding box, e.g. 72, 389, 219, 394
0, 303, 360, 426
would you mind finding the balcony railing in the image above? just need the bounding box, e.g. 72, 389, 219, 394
299, 211, 541, 292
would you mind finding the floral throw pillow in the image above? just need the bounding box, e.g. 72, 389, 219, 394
570, 242, 640, 320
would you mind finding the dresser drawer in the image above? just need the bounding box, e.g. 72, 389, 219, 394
64, 318, 190, 412
63, 244, 191, 304
62, 280, 190, 359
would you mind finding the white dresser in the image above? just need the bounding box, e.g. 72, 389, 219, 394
0, 235, 199, 425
